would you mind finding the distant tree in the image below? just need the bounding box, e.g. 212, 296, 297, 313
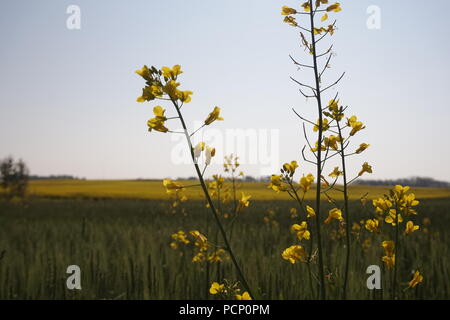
0, 156, 30, 199
355, 176, 450, 188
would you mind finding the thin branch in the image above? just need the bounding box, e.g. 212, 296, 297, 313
293, 108, 315, 126
317, 45, 333, 58
320, 72, 346, 93
302, 145, 317, 165
315, 21, 337, 44
290, 76, 317, 92
190, 124, 206, 137
303, 122, 318, 160
290, 54, 314, 69
299, 88, 316, 98
319, 53, 333, 80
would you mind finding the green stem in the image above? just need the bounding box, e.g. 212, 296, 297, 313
309, 0, 326, 300
205, 209, 210, 299
170, 98, 254, 299
393, 203, 399, 300
337, 122, 351, 299
287, 181, 316, 298
228, 171, 239, 242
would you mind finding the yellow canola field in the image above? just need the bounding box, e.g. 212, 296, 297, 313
25, 179, 450, 201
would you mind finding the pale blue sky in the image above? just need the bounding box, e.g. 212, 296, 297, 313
1, 0, 449, 181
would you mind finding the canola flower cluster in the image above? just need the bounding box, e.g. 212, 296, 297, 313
367, 185, 423, 290
170, 230, 229, 264
136, 65, 223, 133
209, 280, 252, 300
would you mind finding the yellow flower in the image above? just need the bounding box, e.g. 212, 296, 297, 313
147, 117, 168, 133
408, 271, 423, 288
281, 245, 308, 264
161, 65, 182, 79
328, 167, 342, 178
192, 252, 205, 263
237, 192, 251, 211
315, 0, 330, 8
281, 6, 297, 15
382, 255, 395, 269
381, 240, 395, 257
347, 115, 365, 136
236, 292, 252, 300
326, 24, 336, 35
204, 106, 224, 125
283, 16, 298, 27
282, 161, 299, 175
324, 99, 344, 121
358, 162, 372, 176
381, 240, 395, 269
268, 174, 287, 192
135, 65, 152, 80
291, 221, 310, 240
324, 135, 341, 150
324, 208, 343, 224
394, 185, 410, 199
355, 143, 370, 154
301, 2, 311, 12
209, 282, 225, 294
385, 210, 403, 226
405, 221, 419, 235
171, 230, 190, 245
321, 13, 328, 21
313, 118, 329, 132
328, 98, 338, 111
313, 27, 327, 35
365, 219, 380, 233
163, 80, 181, 99
170, 242, 178, 249
190, 230, 208, 250
373, 198, 392, 214
152, 106, 166, 120
208, 249, 228, 263
310, 141, 326, 152
306, 205, 316, 218
163, 179, 183, 194
401, 193, 419, 215
326, 3, 342, 12
146, 105, 169, 132
177, 90, 193, 103
300, 174, 315, 193
137, 85, 163, 102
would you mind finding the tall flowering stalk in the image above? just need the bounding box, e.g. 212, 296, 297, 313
280, 1, 373, 299
135, 65, 253, 299
281, 0, 344, 300
371, 185, 422, 299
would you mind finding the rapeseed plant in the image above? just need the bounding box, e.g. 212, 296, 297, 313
135, 65, 254, 298
370, 185, 423, 298
278, 0, 372, 299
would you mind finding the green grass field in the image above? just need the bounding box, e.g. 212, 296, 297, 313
0, 181, 449, 299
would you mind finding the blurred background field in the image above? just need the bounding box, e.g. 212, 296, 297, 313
20, 179, 450, 201
0, 182, 449, 299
